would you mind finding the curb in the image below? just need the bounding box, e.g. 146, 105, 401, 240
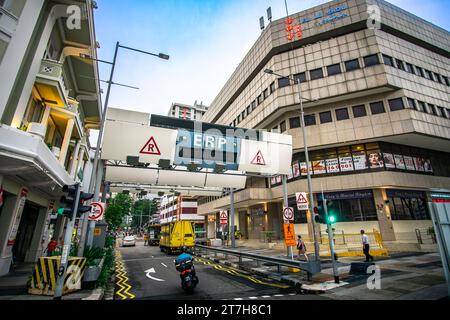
82, 288, 104, 300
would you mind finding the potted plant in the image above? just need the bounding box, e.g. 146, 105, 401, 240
83, 247, 104, 282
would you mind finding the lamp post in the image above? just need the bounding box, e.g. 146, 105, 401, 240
264, 68, 320, 262
80, 42, 169, 251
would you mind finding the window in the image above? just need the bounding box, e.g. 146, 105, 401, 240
434, 73, 442, 84
310, 68, 324, 80
406, 63, 414, 74
251, 100, 257, 111
289, 117, 301, 129
237, 115, 241, 123
417, 101, 426, 113
319, 111, 332, 124
370, 101, 385, 115
270, 81, 276, 93
257, 94, 263, 105
443, 76, 450, 86
352, 105, 367, 118
363, 54, 380, 67
246, 105, 251, 115
395, 59, 405, 71
345, 59, 360, 71
23, 97, 45, 125
407, 98, 416, 110
280, 121, 286, 133
327, 63, 341, 76
272, 126, 279, 133
415, 66, 425, 77
304, 114, 316, 126
278, 77, 290, 88
429, 104, 438, 116
437, 106, 447, 118
294, 72, 307, 83
263, 89, 269, 99
233, 119, 236, 127
241, 110, 246, 120
336, 108, 349, 121
425, 70, 434, 80
388, 98, 405, 111
382, 54, 394, 67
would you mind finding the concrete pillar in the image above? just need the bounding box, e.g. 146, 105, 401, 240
0, 195, 18, 276
0, 0, 46, 121
24, 206, 48, 262
59, 118, 74, 166
54, 215, 65, 243
40, 105, 51, 128
68, 139, 81, 178
373, 188, 396, 241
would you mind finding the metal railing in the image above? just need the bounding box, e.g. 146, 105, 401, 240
415, 228, 437, 244
194, 244, 321, 278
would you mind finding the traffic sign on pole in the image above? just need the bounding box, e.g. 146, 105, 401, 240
88, 202, 105, 221
283, 207, 294, 222
220, 210, 228, 225
296, 192, 309, 210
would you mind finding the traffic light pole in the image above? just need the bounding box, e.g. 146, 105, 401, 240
322, 190, 339, 284
54, 184, 81, 300
282, 175, 294, 260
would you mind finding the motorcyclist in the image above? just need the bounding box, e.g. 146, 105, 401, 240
175, 246, 197, 280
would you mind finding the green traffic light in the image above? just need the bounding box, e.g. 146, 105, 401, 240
328, 215, 336, 223
57, 207, 65, 215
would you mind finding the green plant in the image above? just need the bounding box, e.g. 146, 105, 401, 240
19, 124, 28, 132
47, 143, 52, 149
96, 247, 115, 288
104, 235, 115, 249
83, 246, 104, 266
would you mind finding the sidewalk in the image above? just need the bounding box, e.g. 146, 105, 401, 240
0, 262, 104, 300
195, 245, 448, 300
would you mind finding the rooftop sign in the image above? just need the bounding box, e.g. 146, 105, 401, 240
300, 3, 349, 26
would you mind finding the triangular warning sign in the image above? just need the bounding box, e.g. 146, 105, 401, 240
251, 150, 266, 165
297, 193, 308, 204
139, 136, 161, 155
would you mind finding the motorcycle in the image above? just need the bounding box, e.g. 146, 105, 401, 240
175, 256, 199, 292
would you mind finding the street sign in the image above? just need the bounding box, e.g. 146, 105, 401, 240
140, 136, 161, 155
296, 192, 309, 210
283, 207, 294, 222
283, 223, 296, 247
220, 210, 228, 225
251, 150, 266, 165
88, 202, 105, 221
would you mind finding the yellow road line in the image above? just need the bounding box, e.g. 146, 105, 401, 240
115, 250, 136, 300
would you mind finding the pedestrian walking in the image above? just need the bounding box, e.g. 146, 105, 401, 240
361, 230, 374, 262
47, 237, 57, 257
144, 233, 149, 246
296, 235, 308, 261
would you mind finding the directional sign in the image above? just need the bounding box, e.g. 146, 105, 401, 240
140, 136, 161, 155
283, 207, 294, 222
251, 150, 266, 166
283, 223, 296, 247
296, 192, 309, 211
220, 210, 228, 225
145, 268, 165, 282
88, 202, 105, 221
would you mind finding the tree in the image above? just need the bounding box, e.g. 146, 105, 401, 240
130, 199, 158, 229
105, 193, 133, 230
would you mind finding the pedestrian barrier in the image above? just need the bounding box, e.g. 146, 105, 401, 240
28, 256, 86, 296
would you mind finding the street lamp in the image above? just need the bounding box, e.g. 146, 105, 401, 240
264, 68, 320, 262
81, 42, 170, 251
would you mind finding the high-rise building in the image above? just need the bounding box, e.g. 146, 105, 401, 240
168, 101, 209, 121
0, 0, 101, 275
198, 0, 450, 247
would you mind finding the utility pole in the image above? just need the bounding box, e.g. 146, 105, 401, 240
282, 175, 294, 260
230, 189, 235, 248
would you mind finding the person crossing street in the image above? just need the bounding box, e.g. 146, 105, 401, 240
361, 230, 374, 262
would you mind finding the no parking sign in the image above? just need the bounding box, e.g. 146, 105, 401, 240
88, 202, 105, 221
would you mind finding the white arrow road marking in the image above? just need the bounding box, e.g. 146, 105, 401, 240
161, 262, 168, 268
145, 268, 165, 282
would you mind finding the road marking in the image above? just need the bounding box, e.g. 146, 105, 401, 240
161, 262, 168, 268
234, 298, 243, 300
274, 294, 284, 297
262, 295, 271, 298
145, 268, 165, 282
115, 250, 136, 300
249, 296, 258, 299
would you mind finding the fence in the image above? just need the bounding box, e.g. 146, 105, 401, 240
415, 228, 437, 245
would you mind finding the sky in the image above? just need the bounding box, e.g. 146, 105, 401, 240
90, 0, 450, 145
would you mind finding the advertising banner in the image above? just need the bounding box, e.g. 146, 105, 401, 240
403, 156, 415, 170
300, 162, 313, 176
339, 156, 354, 172
325, 158, 340, 173
293, 161, 300, 177
368, 152, 384, 168
394, 154, 406, 169
383, 153, 396, 168
353, 154, 368, 170
424, 159, 433, 172
312, 160, 326, 175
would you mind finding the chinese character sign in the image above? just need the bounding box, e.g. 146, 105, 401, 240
285, 16, 303, 41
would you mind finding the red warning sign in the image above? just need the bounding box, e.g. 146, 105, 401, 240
296, 192, 309, 210
251, 150, 266, 166
140, 136, 161, 155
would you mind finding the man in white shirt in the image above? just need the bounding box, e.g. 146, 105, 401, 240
361, 229, 374, 262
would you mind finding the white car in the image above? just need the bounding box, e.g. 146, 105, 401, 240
121, 235, 136, 247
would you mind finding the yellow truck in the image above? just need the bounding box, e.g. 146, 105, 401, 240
159, 221, 195, 254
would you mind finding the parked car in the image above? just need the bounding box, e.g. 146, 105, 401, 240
121, 235, 136, 247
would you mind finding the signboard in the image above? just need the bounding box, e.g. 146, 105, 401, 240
283, 207, 294, 222
94, 228, 102, 236
219, 211, 228, 225
296, 192, 309, 211
5, 188, 28, 248
325, 158, 339, 173
283, 223, 296, 247
88, 202, 105, 221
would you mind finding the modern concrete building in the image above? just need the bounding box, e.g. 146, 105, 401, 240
198, 0, 450, 247
168, 101, 209, 121
0, 0, 101, 275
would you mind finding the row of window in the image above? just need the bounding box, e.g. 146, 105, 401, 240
274, 96, 450, 132
382, 53, 450, 87
231, 50, 449, 128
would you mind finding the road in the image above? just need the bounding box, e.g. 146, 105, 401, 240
115, 241, 328, 300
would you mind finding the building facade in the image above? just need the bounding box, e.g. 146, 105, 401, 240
198, 0, 450, 245
0, 0, 101, 275
168, 101, 209, 121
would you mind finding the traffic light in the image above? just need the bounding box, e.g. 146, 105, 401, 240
327, 214, 336, 224
58, 184, 79, 218
77, 191, 94, 217
313, 202, 324, 224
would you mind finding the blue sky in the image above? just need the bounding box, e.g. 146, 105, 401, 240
93, 0, 450, 121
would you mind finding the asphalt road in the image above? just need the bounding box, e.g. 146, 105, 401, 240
116, 241, 328, 300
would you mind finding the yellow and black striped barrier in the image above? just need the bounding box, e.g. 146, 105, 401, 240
28, 256, 86, 296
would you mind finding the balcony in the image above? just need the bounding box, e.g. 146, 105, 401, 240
35, 59, 70, 108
